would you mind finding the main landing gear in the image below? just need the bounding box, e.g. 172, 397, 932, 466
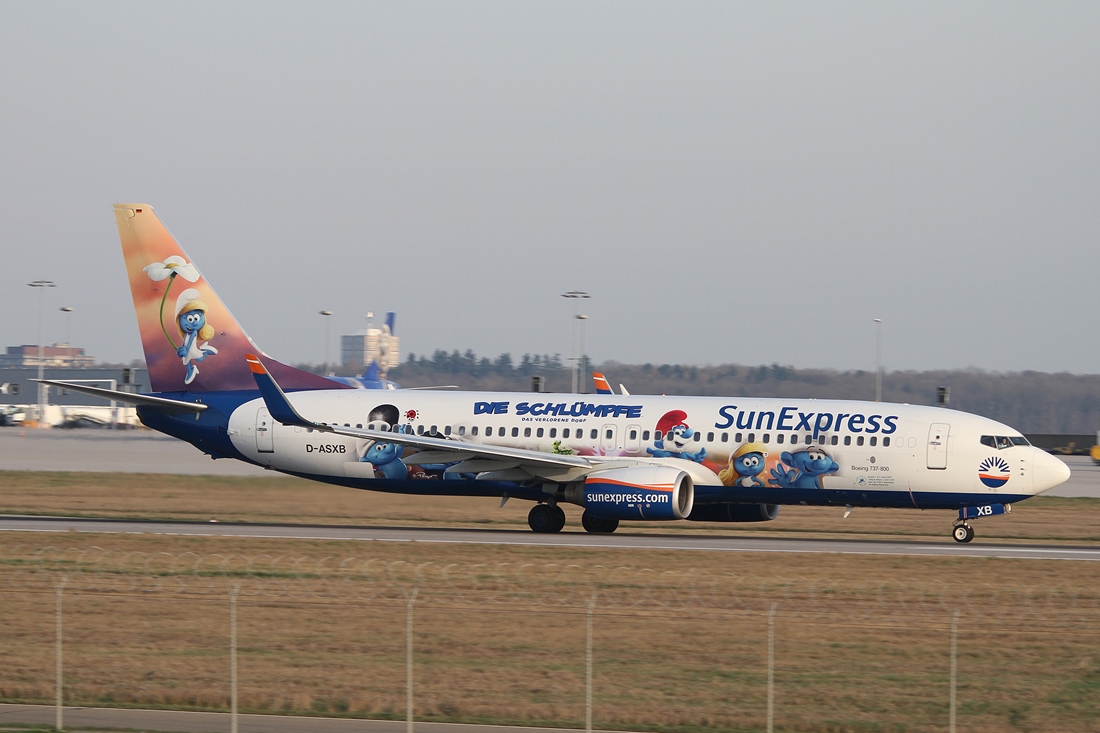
528, 503, 566, 533
581, 510, 619, 534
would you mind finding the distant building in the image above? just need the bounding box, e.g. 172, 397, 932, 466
340, 312, 399, 377
0, 344, 96, 369
0, 366, 148, 427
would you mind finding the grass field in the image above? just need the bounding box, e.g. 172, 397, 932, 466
2, 471, 1100, 732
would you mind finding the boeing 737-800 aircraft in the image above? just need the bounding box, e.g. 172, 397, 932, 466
40, 204, 1071, 542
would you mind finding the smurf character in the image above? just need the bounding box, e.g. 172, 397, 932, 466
647, 410, 707, 463
719, 442, 769, 487
358, 404, 409, 480
769, 447, 840, 489
174, 289, 218, 385
361, 437, 409, 480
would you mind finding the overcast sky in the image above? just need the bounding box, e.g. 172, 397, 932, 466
2, 2, 1097, 374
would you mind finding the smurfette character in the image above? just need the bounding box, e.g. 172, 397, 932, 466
174, 289, 218, 385
719, 442, 769, 488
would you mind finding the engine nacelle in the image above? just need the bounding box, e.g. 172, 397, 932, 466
687, 503, 781, 523
583, 466, 694, 520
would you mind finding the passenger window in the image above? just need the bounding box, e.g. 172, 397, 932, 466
643, 430, 651, 441
655, 430, 663, 441
694, 432, 702, 442
629, 430, 637, 440
831, 435, 838, 445
549, 428, 557, 438
856, 436, 864, 446
763, 433, 770, 444
511, 427, 519, 437
776, 434, 784, 445
844, 435, 851, 446
870, 436, 877, 446
458, 426, 465, 436
417, 425, 425, 435
472, 426, 479, 436
445, 426, 452, 436
606, 429, 613, 439
805, 435, 813, 444
485, 426, 493, 437
748, 433, 755, 442
721, 432, 728, 442
356, 424, 363, 429
430, 425, 437, 434
735, 433, 743, 443
591, 429, 598, 440
883, 437, 890, 447
524, 427, 531, 438
537, 428, 544, 438
563, 428, 571, 438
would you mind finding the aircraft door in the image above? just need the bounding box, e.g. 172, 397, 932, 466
256, 408, 274, 453
601, 424, 618, 453
927, 423, 949, 469
625, 424, 642, 454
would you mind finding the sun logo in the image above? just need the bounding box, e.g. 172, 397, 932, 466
404, 409, 419, 420
978, 456, 1011, 488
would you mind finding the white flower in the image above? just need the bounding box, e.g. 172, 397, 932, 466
143, 256, 200, 283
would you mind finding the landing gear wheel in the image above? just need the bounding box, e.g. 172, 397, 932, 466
952, 524, 975, 543
529, 504, 564, 533
581, 511, 620, 534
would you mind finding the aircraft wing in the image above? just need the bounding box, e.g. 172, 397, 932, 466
31, 379, 207, 414
246, 354, 593, 473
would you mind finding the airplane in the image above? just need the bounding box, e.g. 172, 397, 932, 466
39, 204, 1071, 543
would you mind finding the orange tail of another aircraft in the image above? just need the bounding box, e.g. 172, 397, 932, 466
115, 204, 342, 394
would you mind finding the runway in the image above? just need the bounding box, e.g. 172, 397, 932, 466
2, 515, 1098, 561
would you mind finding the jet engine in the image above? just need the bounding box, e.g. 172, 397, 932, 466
687, 503, 781, 522
582, 466, 694, 520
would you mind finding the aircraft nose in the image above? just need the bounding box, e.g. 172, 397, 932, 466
1032, 448, 1071, 494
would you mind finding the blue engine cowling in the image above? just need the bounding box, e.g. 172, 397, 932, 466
583, 466, 694, 520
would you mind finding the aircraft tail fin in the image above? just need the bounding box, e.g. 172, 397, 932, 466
115, 204, 344, 394
593, 372, 614, 395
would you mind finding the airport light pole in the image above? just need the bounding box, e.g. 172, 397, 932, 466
28, 280, 56, 426
576, 314, 588, 394
319, 310, 334, 376
561, 291, 589, 393
874, 318, 883, 403
60, 306, 74, 362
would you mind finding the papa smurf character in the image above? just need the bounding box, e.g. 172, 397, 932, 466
647, 410, 707, 463
769, 447, 840, 489
719, 442, 768, 488
174, 289, 218, 385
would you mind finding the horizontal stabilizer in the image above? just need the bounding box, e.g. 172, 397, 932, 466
32, 379, 207, 414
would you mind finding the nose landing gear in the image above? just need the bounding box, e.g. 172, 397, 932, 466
952, 523, 975, 543
951, 503, 1011, 543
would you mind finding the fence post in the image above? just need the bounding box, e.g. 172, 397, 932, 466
585, 595, 597, 733
406, 587, 418, 733
950, 610, 960, 733
229, 583, 240, 733
767, 602, 776, 733
54, 575, 67, 731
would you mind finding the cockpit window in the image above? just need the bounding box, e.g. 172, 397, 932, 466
981, 435, 1030, 449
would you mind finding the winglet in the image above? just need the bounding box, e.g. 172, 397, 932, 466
593, 372, 614, 395
246, 354, 330, 431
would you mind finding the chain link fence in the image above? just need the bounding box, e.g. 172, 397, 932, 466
3, 545, 1100, 732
